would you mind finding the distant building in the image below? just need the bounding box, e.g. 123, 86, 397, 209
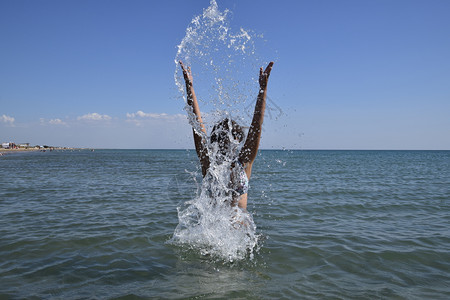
18, 143, 30, 149
1, 142, 17, 149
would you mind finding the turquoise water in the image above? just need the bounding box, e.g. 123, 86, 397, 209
1, 150, 449, 299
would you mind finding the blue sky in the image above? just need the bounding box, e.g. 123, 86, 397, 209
1, 0, 449, 149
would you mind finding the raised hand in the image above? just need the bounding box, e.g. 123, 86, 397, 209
179, 61, 193, 86
259, 61, 274, 89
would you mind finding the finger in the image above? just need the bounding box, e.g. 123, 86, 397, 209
179, 61, 186, 72
265, 62, 274, 75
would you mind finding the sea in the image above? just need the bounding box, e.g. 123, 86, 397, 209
0, 149, 449, 299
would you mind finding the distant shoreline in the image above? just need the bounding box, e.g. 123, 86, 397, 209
0, 148, 40, 153
0, 147, 81, 153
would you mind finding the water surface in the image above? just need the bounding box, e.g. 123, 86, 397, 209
1, 150, 449, 299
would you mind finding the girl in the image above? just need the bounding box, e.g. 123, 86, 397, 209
179, 60, 274, 211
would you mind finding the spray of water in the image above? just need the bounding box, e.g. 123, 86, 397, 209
170, 0, 265, 262
174, 0, 266, 129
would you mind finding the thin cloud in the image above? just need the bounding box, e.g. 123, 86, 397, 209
126, 111, 186, 127
40, 118, 68, 126
77, 113, 112, 121
49, 118, 68, 126
126, 110, 185, 120
1, 114, 15, 126
126, 110, 162, 118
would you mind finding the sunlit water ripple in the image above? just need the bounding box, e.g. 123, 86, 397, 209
0, 150, 449, 299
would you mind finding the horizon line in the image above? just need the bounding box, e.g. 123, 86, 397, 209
77, 148, 450, 151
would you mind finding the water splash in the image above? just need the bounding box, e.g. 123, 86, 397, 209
171, 0, 265, 262
170, 127, 261, 262
172, 176, 260, 262
174, 0, 265, 129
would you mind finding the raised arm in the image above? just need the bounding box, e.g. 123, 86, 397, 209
179, 61, 210, 176
239, 62, 274, 174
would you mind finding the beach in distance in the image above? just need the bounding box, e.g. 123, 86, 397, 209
0, 149, 449, 299
0, 146, 85, 153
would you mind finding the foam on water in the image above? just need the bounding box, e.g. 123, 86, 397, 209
172, 172, 259, 262
171, 0, 264, 261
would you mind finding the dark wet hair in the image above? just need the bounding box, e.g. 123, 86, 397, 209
210, 118, 244, 145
